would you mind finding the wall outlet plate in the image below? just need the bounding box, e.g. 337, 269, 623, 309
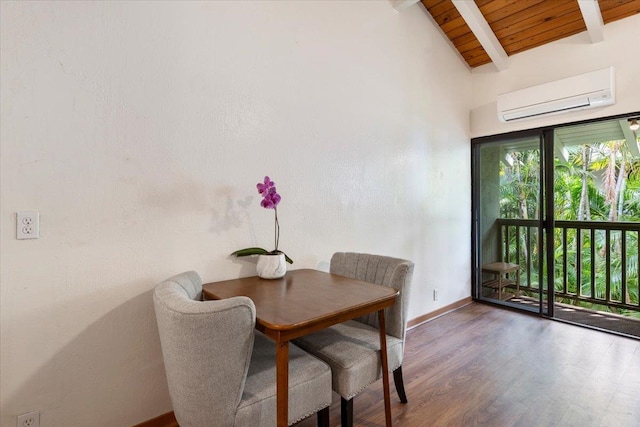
17, 211, 39, 240
17, 410, 40, 427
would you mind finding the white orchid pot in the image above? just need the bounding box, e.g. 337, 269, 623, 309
256, 253, 287, 279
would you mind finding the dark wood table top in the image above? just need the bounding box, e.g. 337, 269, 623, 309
203, 268, 398, 341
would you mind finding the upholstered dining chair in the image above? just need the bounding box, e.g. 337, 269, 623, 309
153, 271, 332, 427
294, 253, 415, 427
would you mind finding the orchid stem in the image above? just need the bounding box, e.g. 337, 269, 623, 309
274, 208, 280, 252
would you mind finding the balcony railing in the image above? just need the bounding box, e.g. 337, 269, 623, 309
496, 218, 640, 315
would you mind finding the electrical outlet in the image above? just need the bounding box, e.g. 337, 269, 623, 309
433, 289, 439, 301
17, 211, 39, 240
17, 410, 40, 427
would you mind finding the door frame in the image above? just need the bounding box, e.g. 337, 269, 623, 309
471, 129, 548, 314
470, 112, 640, 317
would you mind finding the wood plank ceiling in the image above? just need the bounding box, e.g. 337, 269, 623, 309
421, 0, 640, 69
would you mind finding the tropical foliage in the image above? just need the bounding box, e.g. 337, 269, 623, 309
496, 137, 640, 319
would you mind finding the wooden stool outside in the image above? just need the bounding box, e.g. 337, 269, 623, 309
482, 262, 520, 301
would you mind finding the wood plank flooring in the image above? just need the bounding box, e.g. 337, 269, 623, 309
294, 302, 640, 427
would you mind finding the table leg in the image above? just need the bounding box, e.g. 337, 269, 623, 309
276, 340, 289, 427
378, 309, 393, 427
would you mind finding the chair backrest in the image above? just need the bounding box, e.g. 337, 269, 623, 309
153, 271, 256, 427
330, 252, 414, 342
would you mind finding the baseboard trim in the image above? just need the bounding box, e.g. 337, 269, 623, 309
407, 296, 473, 330
132, 411, 177, 427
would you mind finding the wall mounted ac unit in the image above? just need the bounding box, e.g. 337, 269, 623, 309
497, 67, 615, 122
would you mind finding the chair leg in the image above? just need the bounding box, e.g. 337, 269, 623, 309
341, 397, 353, 427
393, 366, 408, 403
317, 407, 330, 427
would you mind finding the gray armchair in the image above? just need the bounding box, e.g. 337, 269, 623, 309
293, 253, 414, 427
153, 271, 332, 427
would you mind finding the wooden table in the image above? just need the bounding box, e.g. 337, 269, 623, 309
203, 269, 399, 427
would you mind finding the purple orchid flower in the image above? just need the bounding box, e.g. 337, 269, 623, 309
257, 176, 281, 251
257, 176, 275, 195
231, 176, 293, 264
258, 178, 281, 209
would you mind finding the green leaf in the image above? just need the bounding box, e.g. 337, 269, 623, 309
267, 250, 294, 264
283, 253, 294, 264
231, 247, 269, 257
231, 247, 294, 264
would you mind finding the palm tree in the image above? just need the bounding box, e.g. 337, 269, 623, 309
499, 138, 640, 318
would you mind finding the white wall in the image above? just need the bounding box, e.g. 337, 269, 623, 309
0, 1, 472, 425
471, 14, 640, 138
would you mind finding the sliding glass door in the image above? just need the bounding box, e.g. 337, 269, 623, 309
550, 118, 640, 336
472, 113, 640, 333
472, 131, 552, 315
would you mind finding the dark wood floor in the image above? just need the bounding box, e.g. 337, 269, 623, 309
295, 302, 640, 427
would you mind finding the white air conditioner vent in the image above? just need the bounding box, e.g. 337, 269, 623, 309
497, 67, 615, 122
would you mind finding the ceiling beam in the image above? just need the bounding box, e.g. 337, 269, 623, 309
501, 151, 513, 168
451, 0, 508, 71
392, 0, 420, 12
578, 0, 605, 43
554, 139, 570, 163
619, 119, 640, 157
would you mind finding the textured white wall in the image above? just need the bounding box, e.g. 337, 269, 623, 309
471, 14, 640, 138
0, 1, 471, 426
